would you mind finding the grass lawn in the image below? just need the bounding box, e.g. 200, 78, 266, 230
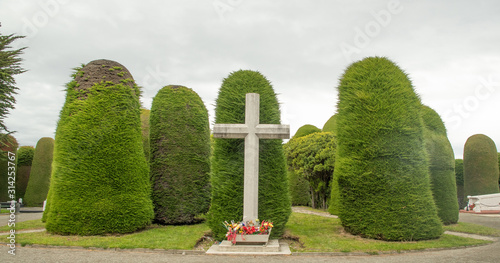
0, 211, 498, 253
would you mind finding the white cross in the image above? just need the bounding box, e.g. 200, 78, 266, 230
213, 93, 290, 223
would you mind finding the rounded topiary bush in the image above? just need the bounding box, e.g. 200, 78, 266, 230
208, 70, 291, 240
0, 135, 18, 202
333, 57, 442, 241
464, 134, 500, 197
293, 124, 321, 138
322, 114, 337, 133
15, 146, 35, 201
44, 59, 153, 235
421, 105, 458, 224
150, 85, 211, 225
23, 138, 54, 207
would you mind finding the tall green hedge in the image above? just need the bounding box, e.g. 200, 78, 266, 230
23, 138, 54, 207
463, 134, 500, 197
0, 135, 18, 202
333, 57, 442, 241
45, 59, 153, 235
421, 105, 458, 224
455, 159, 465, 209
150, 85, 211, 224
293, 124, 321, 138
15, 146, 35, 201
207, 70, 291, 240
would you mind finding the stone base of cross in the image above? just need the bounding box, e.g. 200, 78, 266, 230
213, 93, 290, 223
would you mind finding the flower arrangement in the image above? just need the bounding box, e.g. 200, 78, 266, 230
222, 219, 273, 244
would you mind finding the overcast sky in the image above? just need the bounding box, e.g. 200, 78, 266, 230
2, 0, 500, 158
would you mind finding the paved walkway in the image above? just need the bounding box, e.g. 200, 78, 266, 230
1, 209, 499, 262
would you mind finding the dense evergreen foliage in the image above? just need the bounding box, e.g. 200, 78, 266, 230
322, 115, 337, 133
286, 169, 311, 206
0, 32, 26, 136
333, 57, 442, 241
0, 135, 18, 202
285, 125, 320, 207
150, 85, 211, 224
285, 132, 335, 209
45, 59, 153, 235
463, 134, 500, 197
208, 70, 291, 240
421, 105, 458, 224
455, 159, 465, 209
293, 124, 321, 138
24, 138, 54, 207
15, 146, 34, 200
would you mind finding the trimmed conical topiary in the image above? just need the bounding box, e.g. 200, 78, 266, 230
333, 57, 442, 241
293, 124, 321, 138
44, 59, 153, 235
464, 134, 500, 197
23, 138, 54, 207
0, 135, 18, 202
208, 70, 291, 240
15, 146, 35, 201
150, 85, 211, 225
421, 105, 458, 224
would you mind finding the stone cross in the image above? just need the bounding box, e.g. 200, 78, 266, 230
213, 93, 290, 223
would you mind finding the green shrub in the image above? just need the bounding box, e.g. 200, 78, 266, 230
141, 109, 151, 162
0, 135, 18, 202
421, 105, 458, 224
464, 134, 500, 197
23, 138, 54, 207
15, 146, 35, 200
322, 114, 337, 133
285, 125, 322, 208
286, 169, 311, 206
16, 146, 35, 166
455, 159, 466, 209
44, 59, 153, 235
149, 85, 211, 224
207, 70, 291, 240
285, 132, 335, 209
333, 57, 442, 241
293, 124, 321, 138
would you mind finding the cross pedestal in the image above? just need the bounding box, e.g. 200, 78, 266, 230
213, 93, 290, 223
